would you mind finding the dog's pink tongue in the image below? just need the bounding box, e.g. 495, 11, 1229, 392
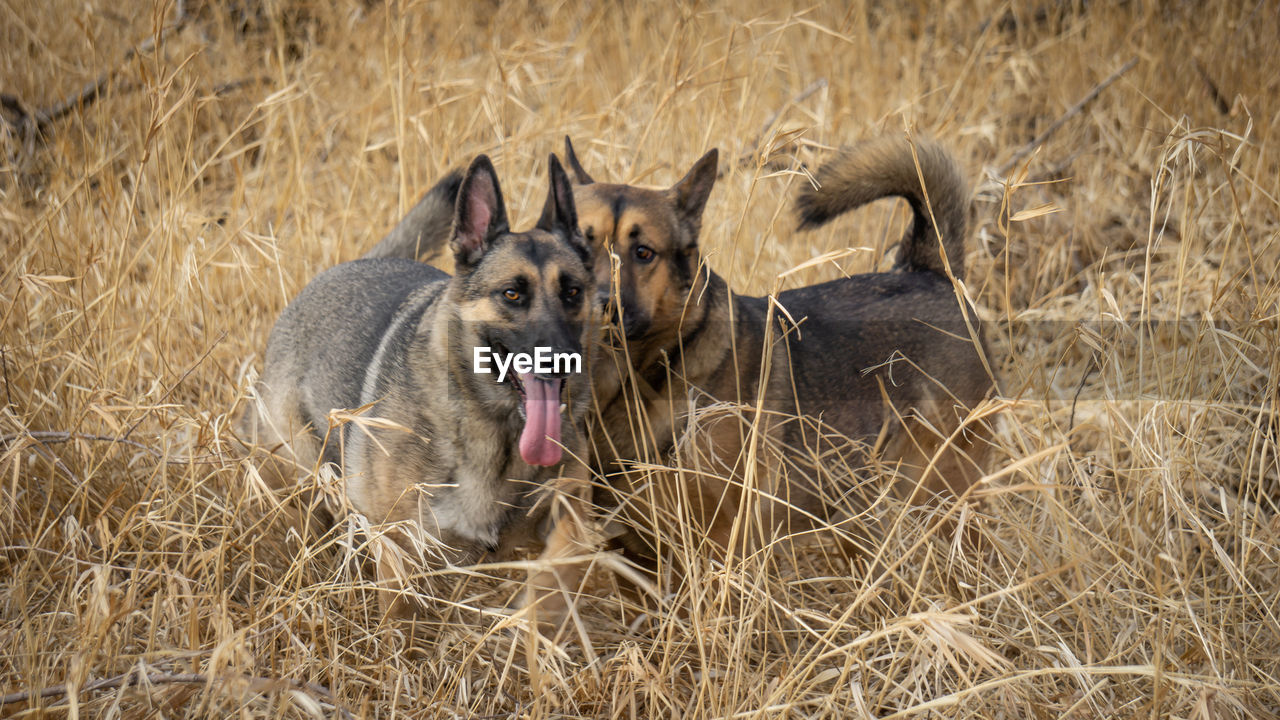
518, 373, 563, 466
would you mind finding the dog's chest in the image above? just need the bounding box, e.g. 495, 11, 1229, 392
432, 432, 539, 549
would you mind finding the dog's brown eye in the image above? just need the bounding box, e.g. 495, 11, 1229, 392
566, 287, 580, 298
503, 288, 521, 302
584, 228, 596, 243
634, 245, 655, 263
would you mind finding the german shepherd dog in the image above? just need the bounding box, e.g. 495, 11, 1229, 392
365, 135, 994, 568
562, 134, 995, 563
239, 155, 597, 624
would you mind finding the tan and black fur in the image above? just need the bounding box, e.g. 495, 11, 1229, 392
562, 135, 994, 561
239, 155, 598, 624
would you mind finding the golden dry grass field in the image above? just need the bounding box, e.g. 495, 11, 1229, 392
3, 1, 1280, 717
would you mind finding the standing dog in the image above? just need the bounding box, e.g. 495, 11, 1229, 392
239, 155, 597, 623
561, 135, 994, 561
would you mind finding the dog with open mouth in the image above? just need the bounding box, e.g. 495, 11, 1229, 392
238, 154, 598, 624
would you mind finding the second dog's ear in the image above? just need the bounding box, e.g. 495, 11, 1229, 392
452, 155, 510, 269
537, 154, 590, 264
563, 136, 596, 185
667, 148, 719, 246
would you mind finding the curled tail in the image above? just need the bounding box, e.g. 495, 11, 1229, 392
795, 136, 969, 280
362, 169, 463, 261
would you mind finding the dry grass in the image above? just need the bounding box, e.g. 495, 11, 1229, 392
3, 0, 1280, 717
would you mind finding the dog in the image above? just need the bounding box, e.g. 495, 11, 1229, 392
363, 136, 995, 567
560, 134, 995, 563
238, 154, 598, 624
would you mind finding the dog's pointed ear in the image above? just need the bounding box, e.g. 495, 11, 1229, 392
537, 154, 590, 263
563, 136, 596, 185
451, 155, 509, 269
667, 148, 719, 245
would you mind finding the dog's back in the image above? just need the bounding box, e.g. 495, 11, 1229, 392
771, 274, 987, 430
243, 258, 447, 467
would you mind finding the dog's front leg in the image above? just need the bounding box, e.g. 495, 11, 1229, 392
525, 465, 596, 635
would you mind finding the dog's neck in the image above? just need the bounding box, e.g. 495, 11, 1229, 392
588, 265, 762, 469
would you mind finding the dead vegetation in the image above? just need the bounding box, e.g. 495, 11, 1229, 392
2, 1, 1279, 717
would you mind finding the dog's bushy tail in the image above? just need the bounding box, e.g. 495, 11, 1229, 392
795, 136, 969, 280
362, 169, 463, 261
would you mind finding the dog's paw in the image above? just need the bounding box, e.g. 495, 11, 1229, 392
523, 579, 572, 638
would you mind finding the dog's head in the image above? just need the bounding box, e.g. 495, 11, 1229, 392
562, 137, 718, 344
449, 154, 594, 467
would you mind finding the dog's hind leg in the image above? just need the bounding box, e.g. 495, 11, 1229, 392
236, 386, 335, 538
889, 409, 990, 502
880, 403, 993, 563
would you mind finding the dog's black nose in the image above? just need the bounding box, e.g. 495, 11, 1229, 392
621, 309, 650, 340
598, 291, 622, 325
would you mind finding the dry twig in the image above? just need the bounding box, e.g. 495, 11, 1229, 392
0, 668, 354, 720
0, 430, 228, 465
994, 56, 1138, 177
0, 1, 192, 142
